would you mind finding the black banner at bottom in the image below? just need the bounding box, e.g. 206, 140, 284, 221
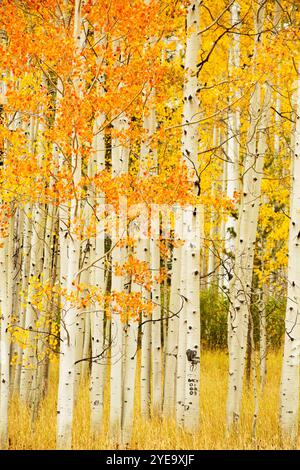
0, 450, 299, 467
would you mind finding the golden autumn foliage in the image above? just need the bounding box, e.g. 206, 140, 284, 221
1, 0, 300, 452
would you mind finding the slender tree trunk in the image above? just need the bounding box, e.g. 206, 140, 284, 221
13, 206, 32, 394
140, 271, 151, 418
176, 207, 187, 427
19, 203, 45, 403
163, 206, 182, 417
90, 86, 106, 435
279, 67, 300, 442
109, 218, 125, 441
0, 213, 13, 449
150, 206, 162, 416
179, 0, 201, 432
109, 73, 130, 439
227, 81, 271, 431
224, 2, 241, 290
226, 1, 270, 431
57, 0, 83, 448
259, 283, 267, 390
121, 318, 138, 446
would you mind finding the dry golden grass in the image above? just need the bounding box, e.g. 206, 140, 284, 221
8, 349, 300, 449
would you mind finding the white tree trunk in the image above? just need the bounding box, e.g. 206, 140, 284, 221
259, 283, 267, 390
139, 88, 158, 419
176, 208, 187, 426
90, 99, 106, 435
177, 0, 201, 432
57, 163, 81, 449
150, 207, 162, 415
141, 87, 162, 417
140, 271, 151, 418
224, 2, 241, 290
227, 82, 271, 431
226, 1, 269, 432
109, 219, 125, 440
109, 77, 129, 438
13, 206, 32, 394
280, 68, 300, 442
57, 0, 83, 448
121, 319, 138, 446
163, 206, 182, 417
20, 119, 45, 404
0, 214, 13, 449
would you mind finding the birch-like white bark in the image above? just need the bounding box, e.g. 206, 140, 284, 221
90, 102, 106, 436
226, 1, 269, 432
138, 155, 151, 419
150, 207, 162, 415
57, 0, 83, 448
144, 92, 162, 416
279, 68, 300, 442
20, 118, 45, 404
109, 219, 124, 440
140, 85, 161, 416
163, 206, 182, 417
227, 82, 271, 430
0, 216, 13, 449
207, 126, 219, 288
13, 206, 32, 394
259, 282, 267, 390
179, 0, 201, 432
121, 318, 138, 446
224, 2, 240, 290
176, 206, 187, 427
109, 65, 130, 438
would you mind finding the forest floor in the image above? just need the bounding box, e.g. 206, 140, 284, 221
8, 350, 299, 449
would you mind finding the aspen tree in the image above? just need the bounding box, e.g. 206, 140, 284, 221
227, 82, 271, 430
57, 0, 84, 448
207, 126, 219, 288
30, 204, 52, 420
177, 0, 201, 431
55, 74, 71, 447
138, 86, 161, 417
219, 153, 228, 290
150, 206, 162, 416
10, 208, 23, 395
89, 49, 107, 434
121, 313, 138, 445
109, 39, 130, 437
109, 215, 125, 440
8, 110, 28, 395
19, 118, 46, 405
9, 201, 23, 396
81, 299, 91, 378
139, 0, 162, 418
121, 188, 138, 442
147, 105, 162, 417
259, 280, 267, 390
226, 0, 274, 431
14, 206, 32, 394
38, 204, 57, 401
258, 0, 282, 389
0, 48, 12, 446
163, 206, 182, 417
74, 238, 90, 397
0, 214, 13, 449
224, 2, 241, 290
175, 206, 187, 427
0, 221, 12, 449
280, 67, 300, 442
138, 227, 151, 417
